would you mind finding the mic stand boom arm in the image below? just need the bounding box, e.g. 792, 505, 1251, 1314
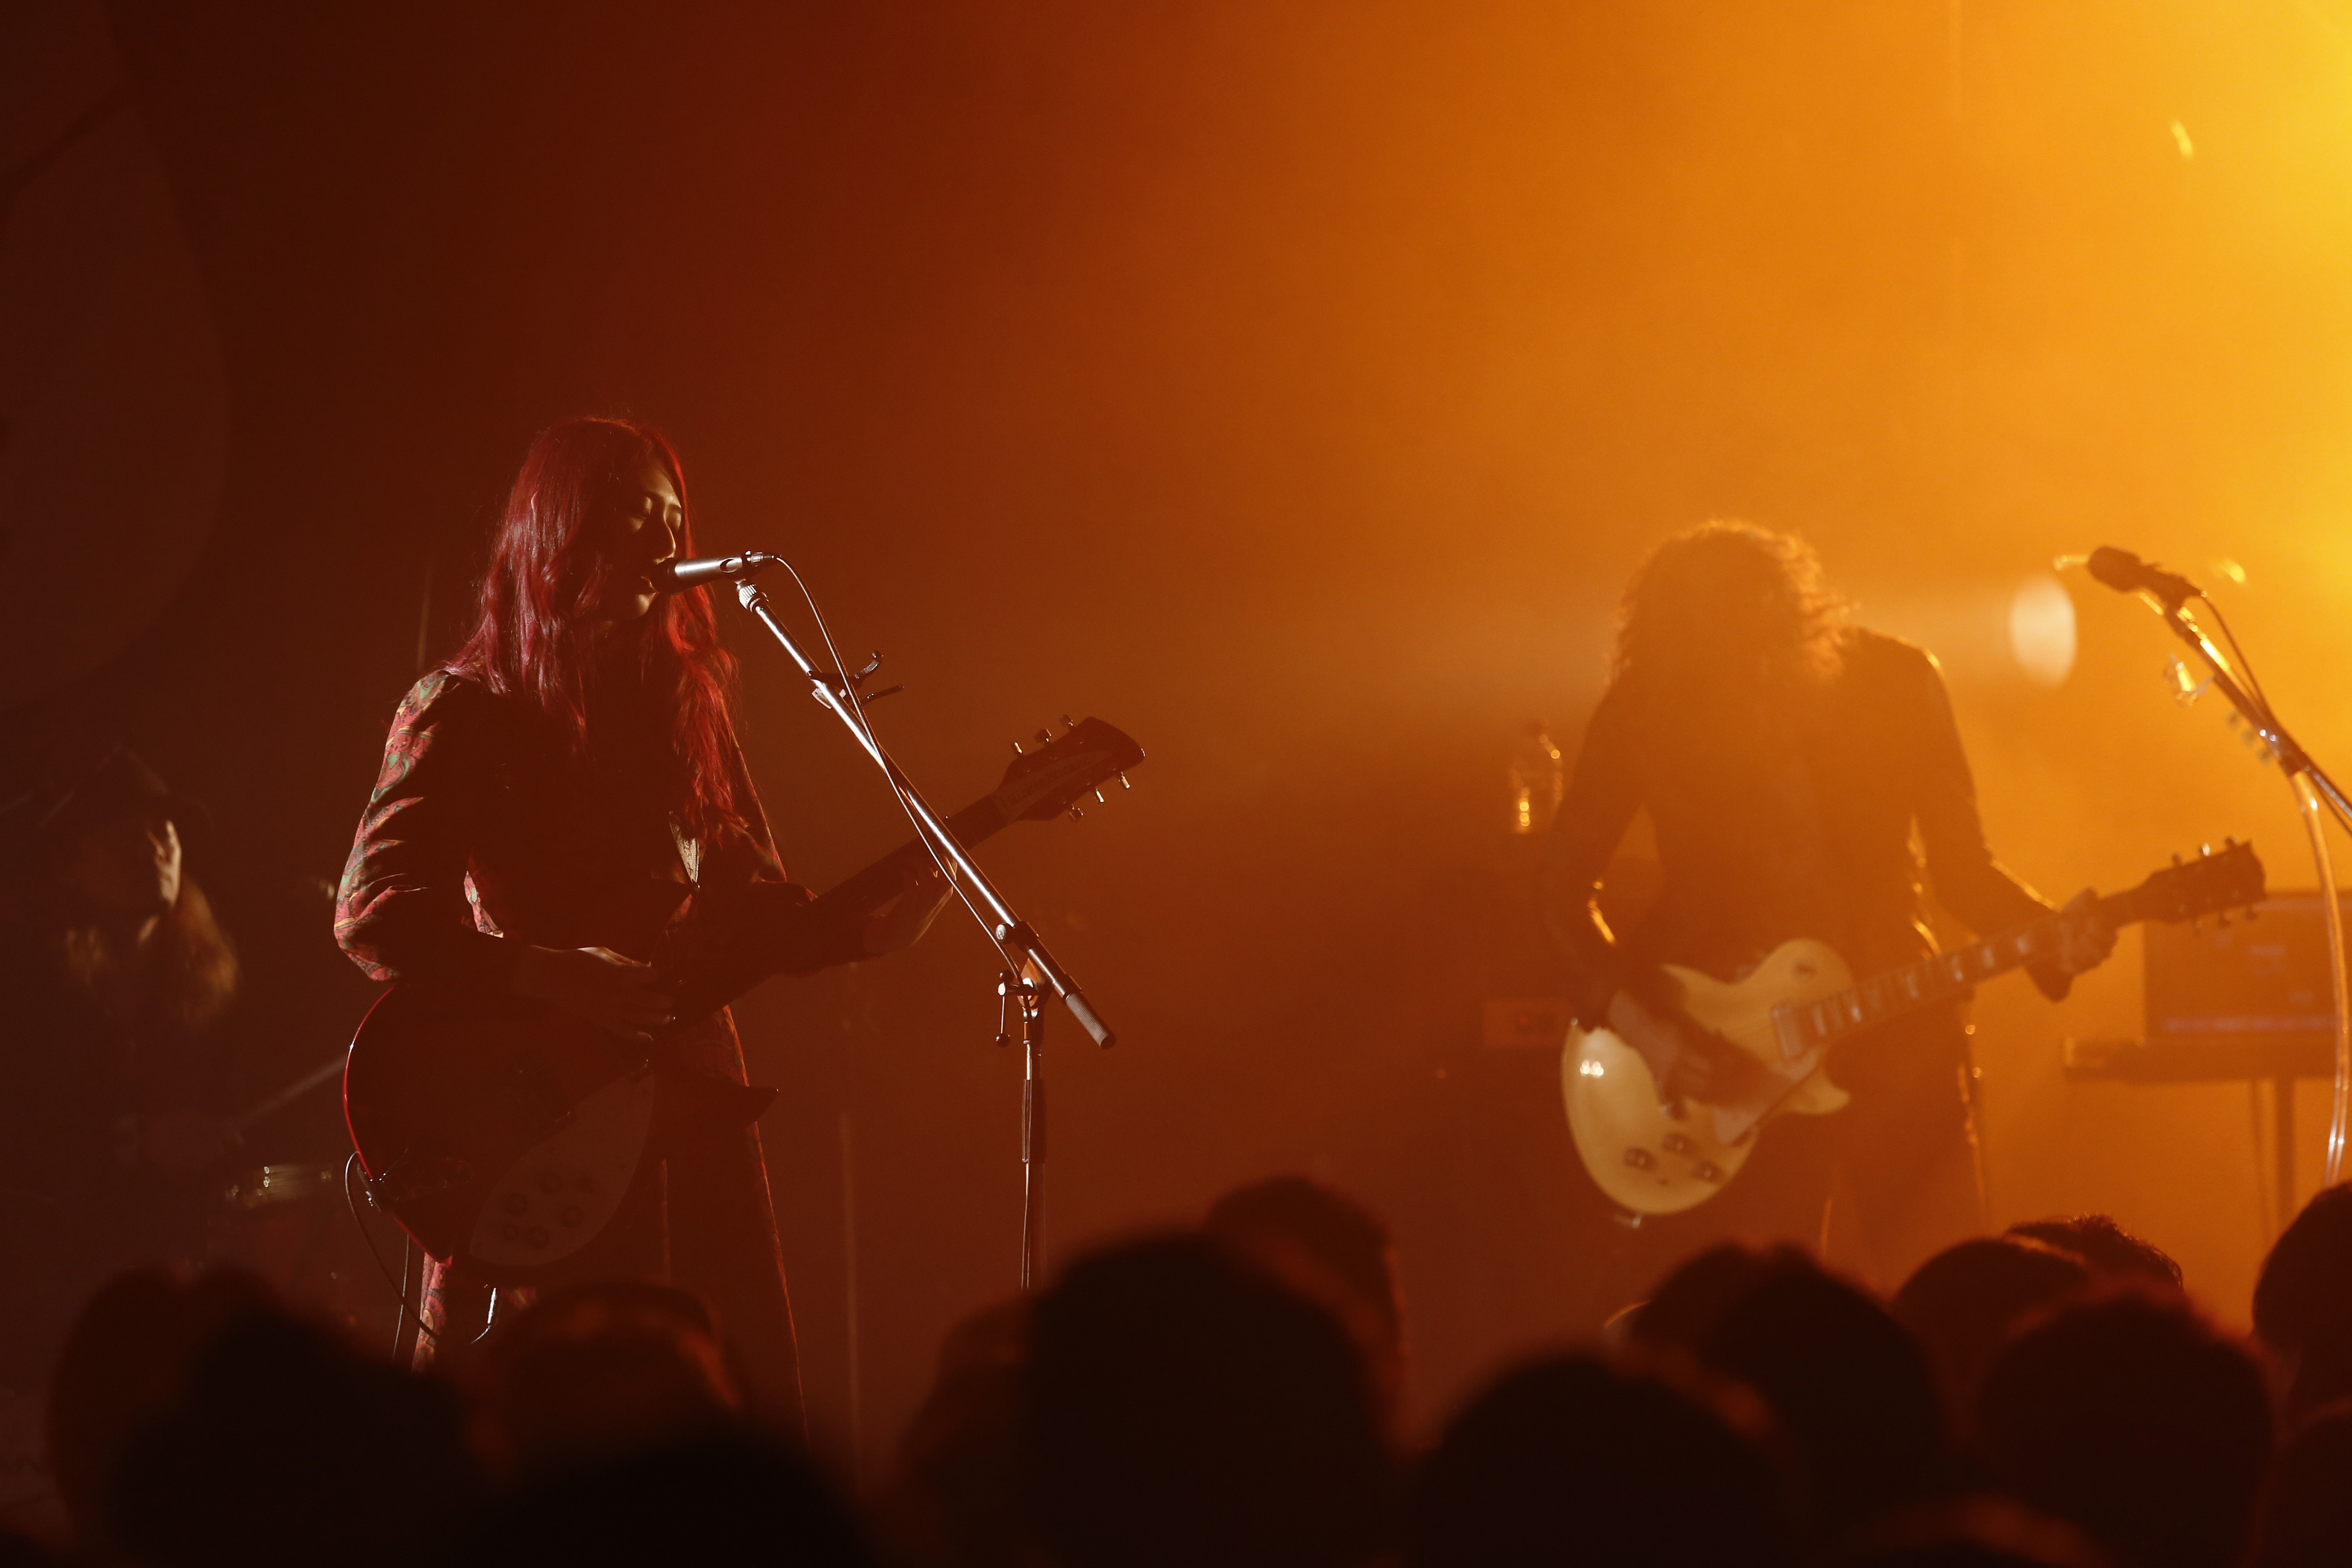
2147, 595, 2352, 834
733, 577, 1116, 1049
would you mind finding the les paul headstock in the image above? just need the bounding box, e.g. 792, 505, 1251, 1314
2115, 838, 2267, 929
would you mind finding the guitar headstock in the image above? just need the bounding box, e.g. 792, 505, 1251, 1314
996, 717, 1146, 822
2122, 839, 2267, 926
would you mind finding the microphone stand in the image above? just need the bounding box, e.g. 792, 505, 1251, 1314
730, 572, 1114, 1290
2130, 585, 2352, 1185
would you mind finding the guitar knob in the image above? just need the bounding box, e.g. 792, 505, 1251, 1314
1622, 1147, 1654, 1170
1067, 803, 1085, 821
1035, 729, 1053, 746
1661, 1132, 1692, 1155
1692, 1162, 1724, 1183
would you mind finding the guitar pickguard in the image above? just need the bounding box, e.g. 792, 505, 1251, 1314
467, 1068, 656, 1269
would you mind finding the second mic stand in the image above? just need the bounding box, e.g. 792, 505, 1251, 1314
733, 574, 1114, 1290
2143, 588, 2352, 1185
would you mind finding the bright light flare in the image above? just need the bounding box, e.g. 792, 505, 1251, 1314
2009, 574, 2078, 686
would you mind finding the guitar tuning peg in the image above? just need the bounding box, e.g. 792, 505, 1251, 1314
2173, 851, 2183, 866
1093, 788, 1105, 803
2201, 843, 2212, 857
1011, 740, 1024, 755
1060, 714, 1076, 731
1067, 803, 1084, 822
1035, 728, 1053, 746
1117, 773, 1131, 790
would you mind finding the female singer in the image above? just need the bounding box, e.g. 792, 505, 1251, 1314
336, 417, 945, 1420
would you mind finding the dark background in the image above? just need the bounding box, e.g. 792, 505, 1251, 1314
9, 0, 2352, 1471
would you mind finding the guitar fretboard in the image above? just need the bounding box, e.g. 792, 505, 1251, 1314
1783, 886, 2142, 1052
1787, 921, 2057, 1049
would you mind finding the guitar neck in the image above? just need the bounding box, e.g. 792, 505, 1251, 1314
666, 789, 1019, 1016
817, 791, 1015, 916
1798, 889, 2133, 1051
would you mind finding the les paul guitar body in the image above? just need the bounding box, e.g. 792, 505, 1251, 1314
1563, 942, 1855, 1218
1561, 839, 2265, 1218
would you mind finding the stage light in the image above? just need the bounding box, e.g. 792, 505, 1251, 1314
2009, 574, 2077, 686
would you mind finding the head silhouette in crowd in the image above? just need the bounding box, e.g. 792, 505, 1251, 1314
2255, 1183, 2352, 1425
470, 1280, 743, 1478
44, 1266, 278, 1554
453, 1430, 874, 1568
2252, 1400, 2352, 1568
1893, 1238, 2091, 1429
1633, 1244, 1950, 1546
1024, 1233, 1390, 1568
2005, 1214, 2182, 1290
1405, 1354, 1794, 1568
1205, 1176, 1407, 1424
874, 1296, 1029, 1568
1974, 1290, 2272, 1568
106, 1305, 479, 1568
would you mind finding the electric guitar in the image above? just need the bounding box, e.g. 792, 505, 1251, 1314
1563, 839, 2265, 1217
343, 717, 1144, 1281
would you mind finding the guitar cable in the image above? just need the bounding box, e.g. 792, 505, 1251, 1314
769, 559, 1025, 977
343, 1151, 437, 1355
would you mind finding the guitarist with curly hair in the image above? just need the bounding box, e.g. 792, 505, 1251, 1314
1539, 522, 2116, 1281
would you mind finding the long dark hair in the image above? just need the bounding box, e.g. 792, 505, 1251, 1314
1611, 521, 1846, 737
448, 417, 742, 839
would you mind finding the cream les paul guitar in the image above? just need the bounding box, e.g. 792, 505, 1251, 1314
1562, 840, 2266, 1217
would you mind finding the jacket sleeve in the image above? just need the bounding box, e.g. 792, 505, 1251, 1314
333, 672, 519, 994
678, 733, 867, 1004
1905, 648, 2071, 998
1535, 685, 1646, 1031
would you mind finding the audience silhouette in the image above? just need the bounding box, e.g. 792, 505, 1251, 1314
1893, 1238, 2090, 1429
1635, 1244, 1952, 1546
1974, 1290, 2273, 1568
16, 1181, 2344, 1568
2252, 1400, 2352, 1568
1024, 1232, 1391, 1568
2255, 1183, 2352, 1426
1406, 1353, 1795, 1568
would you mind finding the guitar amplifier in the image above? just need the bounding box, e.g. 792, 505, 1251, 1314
2095, 892, 2350, 1082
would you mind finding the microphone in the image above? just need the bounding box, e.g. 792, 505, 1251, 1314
655, 553, 784, 593
2082, 546, 2203, 608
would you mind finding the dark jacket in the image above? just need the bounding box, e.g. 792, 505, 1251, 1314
1536, 629, 2059, 1030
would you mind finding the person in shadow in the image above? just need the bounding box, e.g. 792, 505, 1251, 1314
1405, 1353, 1796, 1568
1973, 1290, 2272, 1568
1892, 1237, 2090, 1433
2254, 1183, 2352, 1428
1023, 1233, 1390, 1568
1630, 1243, 1952, 1550
2252, 1400, 2352, 1568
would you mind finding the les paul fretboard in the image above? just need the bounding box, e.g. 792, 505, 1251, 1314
1774, 860, 2236, 1057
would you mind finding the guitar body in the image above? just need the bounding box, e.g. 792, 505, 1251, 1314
342, 715, 1147, 1280
1563, 940, 1856, 1217
1558, 838, 2265, 1218
343, 986, 773, 1282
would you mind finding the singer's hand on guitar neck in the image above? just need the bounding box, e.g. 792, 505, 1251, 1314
511, 944, 675, 1045
1606, 986, 1764, 1107
861, 864, 952, 958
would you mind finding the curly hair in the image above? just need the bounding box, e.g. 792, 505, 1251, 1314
1612, 522, 1846, 725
